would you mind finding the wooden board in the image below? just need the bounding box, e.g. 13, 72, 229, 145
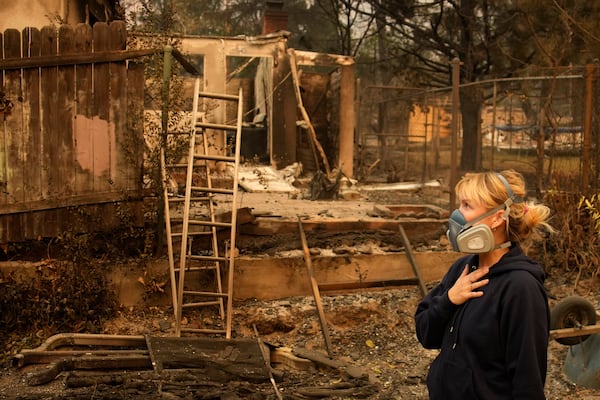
240, 217, 445, 242
233, 251, 456, 300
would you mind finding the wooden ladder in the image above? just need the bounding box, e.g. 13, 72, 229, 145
161, 78, 243, 338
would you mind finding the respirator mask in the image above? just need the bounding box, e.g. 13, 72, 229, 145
447, 173, 522, 253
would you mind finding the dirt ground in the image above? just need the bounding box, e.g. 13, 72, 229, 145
1, 178, 600, 399
1, 279, 599, 399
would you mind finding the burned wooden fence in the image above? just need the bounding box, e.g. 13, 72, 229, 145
0, 22, 150, 243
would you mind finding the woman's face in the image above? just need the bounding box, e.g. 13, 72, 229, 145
458, 197, 495, 226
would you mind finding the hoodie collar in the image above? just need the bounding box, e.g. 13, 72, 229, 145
472, 244, 545, 282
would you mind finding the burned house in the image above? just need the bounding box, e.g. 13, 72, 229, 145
0, 1, 355, 243
173, 33, 356, 175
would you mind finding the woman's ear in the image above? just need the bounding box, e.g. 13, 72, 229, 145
501, 206, 510, 220
493, 208, 508, 226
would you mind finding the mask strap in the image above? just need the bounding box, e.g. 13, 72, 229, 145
495, 173, 523, 206
495, 173, 523, 238
462, 205, 503, 230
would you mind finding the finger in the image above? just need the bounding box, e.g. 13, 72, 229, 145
460, 265, 470, 278
472, 278, 490, 291
470, 267, 489, 282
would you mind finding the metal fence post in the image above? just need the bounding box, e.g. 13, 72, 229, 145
583, 64, 593, 194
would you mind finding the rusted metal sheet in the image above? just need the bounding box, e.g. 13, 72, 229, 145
16, 333, 270, 386
0, 22, 145, 242
145, 336, 268, 379
564, 334, 600, 389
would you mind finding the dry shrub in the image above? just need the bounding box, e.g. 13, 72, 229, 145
0, 260, 118, 360
539, 175, 600, 289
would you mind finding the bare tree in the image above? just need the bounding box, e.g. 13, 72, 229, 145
360, 0, 600, 171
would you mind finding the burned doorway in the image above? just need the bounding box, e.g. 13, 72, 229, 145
226, 56, 271, 164
295, 66, 338, 173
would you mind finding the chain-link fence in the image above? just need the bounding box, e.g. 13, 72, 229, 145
357, 65, 600, 198
356, 84, 452, 184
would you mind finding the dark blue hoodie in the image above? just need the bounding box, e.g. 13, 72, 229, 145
415, 244, 549, 400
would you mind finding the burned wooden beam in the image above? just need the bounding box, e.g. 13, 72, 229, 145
25, 355, 152, 386
298, 216, 334, 357
317, 278, 420, 292
292, 348, 372, 381
240, 217, 446, 240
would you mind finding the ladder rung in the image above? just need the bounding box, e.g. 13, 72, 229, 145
165, 163, 188, 168
187, 254, 227, 262
173, 265, 219, 273
196, 121, 237, 131
165, 131, 190, 136
193, 154, 236, 163
190, 186, 234, 195
189, 220, 232, 229
181, 327, 227, 334
184, 264, 219, 271
169, 217, 214, 224
183, 292, 228, 300
198, 91, 239, 101
186, 230, 215, 236
168, 196, 212, 203
169, 231, 214, 239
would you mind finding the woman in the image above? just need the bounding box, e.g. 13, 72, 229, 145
415, 170, 554, 400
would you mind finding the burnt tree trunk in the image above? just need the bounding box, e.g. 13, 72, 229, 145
460, 86, 483, 171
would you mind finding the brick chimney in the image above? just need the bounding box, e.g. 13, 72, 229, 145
263, 0, 288, 34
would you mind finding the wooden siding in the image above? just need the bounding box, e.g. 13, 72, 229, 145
0, 22, 145, 242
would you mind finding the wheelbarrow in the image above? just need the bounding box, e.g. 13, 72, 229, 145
550, 295, 600, 389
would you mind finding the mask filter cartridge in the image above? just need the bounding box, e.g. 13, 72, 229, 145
447, 209, 497, 253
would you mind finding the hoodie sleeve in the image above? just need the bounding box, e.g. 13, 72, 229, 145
414, 260, 464, 349
500, 269, 549, 400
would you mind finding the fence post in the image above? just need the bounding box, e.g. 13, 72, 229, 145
339, 59, 355, 178
490, 81, 497, 171
450, 58, 461, 210
156, 45, 173, 255
162, 45, 173, 149
583, 64, 593, 194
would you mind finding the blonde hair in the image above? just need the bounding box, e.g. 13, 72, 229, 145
455, 169, 554, 245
